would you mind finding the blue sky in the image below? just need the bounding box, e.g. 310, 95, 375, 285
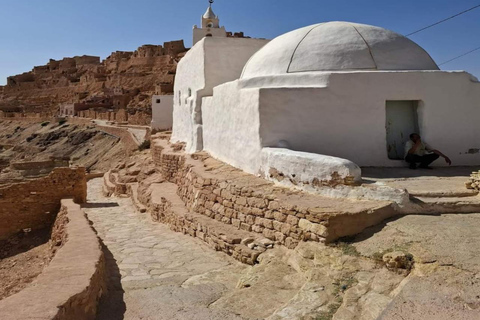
0, 0, 479, 85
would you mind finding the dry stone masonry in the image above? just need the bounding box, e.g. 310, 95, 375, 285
103, 135, 397, 265
0, 167, 87, 240
466, 171, 480, 191
0, 199, 105, 320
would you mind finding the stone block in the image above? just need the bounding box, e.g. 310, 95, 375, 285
263, 219, 273, 229
232, 219, 241, 228
298, 219, 328, 238
264, 211, 275, 219
251, 208, 264, 216
246, 215, 255, 225
274, 232, 286, 242
236, 196, 247, 205
268, 201, 280, 210
240, 223, 252, 232
285, 237, 299, 249
263, 228, 276, 240
280, 223, 291, 235
273, 211, 287, 222
273, 220, 283, 232
252, 225, 264, 233
286, 215, 299, 226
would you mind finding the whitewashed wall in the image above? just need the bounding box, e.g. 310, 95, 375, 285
171, 37, 269, 153
193, 27, 226, 46
171, 40, 206, 153
202, 81, 262, 174
151, 95, 173, 131
257, 71, 480, 167
201, 70, 480, 176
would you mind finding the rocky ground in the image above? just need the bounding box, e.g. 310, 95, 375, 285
84, 175, 480, 320
0, 119, 126, 182
0, 228, 51, 300
353, 214, 480, 320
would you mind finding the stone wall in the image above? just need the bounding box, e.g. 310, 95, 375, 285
0, 199, 105, 320
66, 117, 140, 154
151, 138, 396, 245
76, 109, 151, 126
0, 112, 52, 121
0, 167, 87, 240
10, 159, 69, 171
152, 140, 185, 181
149, 182, 264, 265
96, 125, 140, 153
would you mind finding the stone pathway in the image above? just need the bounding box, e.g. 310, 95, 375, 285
84, 178, 247, 320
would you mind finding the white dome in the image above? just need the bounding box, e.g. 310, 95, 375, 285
241, 22, 439, 78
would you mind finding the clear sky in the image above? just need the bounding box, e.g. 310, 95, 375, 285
0, 0, 479, 85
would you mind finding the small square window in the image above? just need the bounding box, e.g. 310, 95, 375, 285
156, 99, 161, 104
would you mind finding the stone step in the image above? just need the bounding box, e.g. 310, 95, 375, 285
148, 182, 274, 265
128, 183, 147, 213
104, 170, 134, 198
411, 195, 480, 214
409, 189, 478, 198
103, 171, 116, 196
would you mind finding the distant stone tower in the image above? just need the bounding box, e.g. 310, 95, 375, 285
193, 1, 227, 45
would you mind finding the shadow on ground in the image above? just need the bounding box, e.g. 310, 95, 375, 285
362, 166, 475, 179
0, 228, 51, 260
82, 202, 120, 209
96, 244, 126, 320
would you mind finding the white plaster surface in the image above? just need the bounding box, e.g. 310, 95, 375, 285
201, 69, 480, 173
171, 41, 206, 153
260, 147, 361, 183
242, 21, 439, 79
202, 82, 262, 174
171, 37, 269, 153
193, 27, 227, 46
151, 95, 173, 131
256, 71, 480, 167
192, 5, 227, 45
258, 149, 412, 205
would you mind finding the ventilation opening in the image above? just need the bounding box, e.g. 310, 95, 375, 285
386, 100, 420, 160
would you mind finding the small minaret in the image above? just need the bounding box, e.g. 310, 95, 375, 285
193, 0, 227, 46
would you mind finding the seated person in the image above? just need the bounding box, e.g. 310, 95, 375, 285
405, 133, 452, 169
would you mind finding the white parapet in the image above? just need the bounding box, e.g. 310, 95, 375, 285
260, 147, 362, 187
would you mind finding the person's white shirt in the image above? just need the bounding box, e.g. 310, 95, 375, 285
404, 140, 431, 158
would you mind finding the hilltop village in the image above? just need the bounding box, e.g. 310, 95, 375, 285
0, 41, 187, 125
0, 3, 480, 320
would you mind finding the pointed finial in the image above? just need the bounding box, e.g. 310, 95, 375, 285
209, 0, 214, 6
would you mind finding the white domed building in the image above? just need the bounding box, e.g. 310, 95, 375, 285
172, 12, 480, 190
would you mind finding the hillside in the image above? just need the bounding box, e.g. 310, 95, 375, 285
0, 41, 188, 115
0, 119, 127, 183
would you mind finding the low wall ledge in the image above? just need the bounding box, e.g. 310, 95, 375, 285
0, 199, 105, 320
